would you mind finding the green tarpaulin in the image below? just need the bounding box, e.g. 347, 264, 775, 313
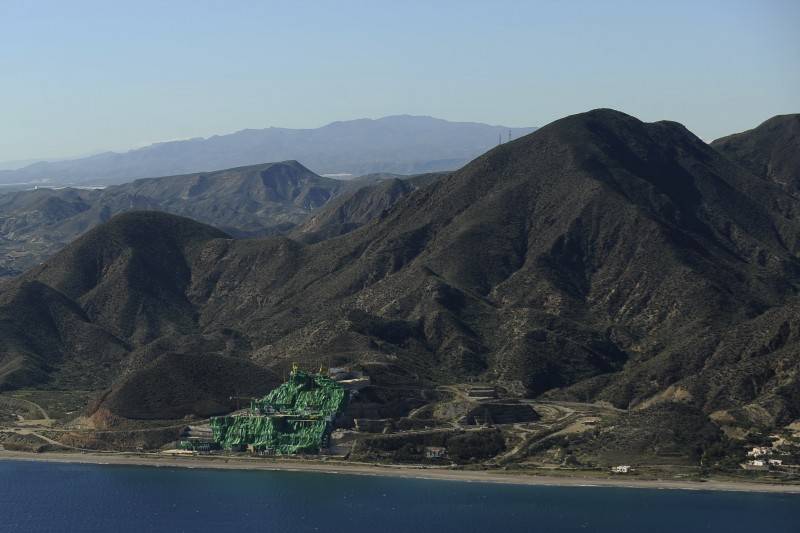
210, 370, 347, 454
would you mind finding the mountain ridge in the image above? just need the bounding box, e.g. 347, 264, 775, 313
0, 109, 798, 459
0, 115, 536, 186
711, 113, 800, 194
0, 160, 357, 276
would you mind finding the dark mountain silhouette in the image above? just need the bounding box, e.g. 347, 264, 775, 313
0, 115, 535, 186
711, 114, 800, 194
0, 109, 798, 440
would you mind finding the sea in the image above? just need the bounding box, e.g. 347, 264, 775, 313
0, 460, 797, 533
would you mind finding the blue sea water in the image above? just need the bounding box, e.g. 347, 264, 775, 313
0, 460, 797, 533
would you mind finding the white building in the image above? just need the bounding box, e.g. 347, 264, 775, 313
425, 446, 447, 459
611, 465, 631, 473
746, 447, 771, 458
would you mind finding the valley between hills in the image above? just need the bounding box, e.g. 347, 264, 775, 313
1, 109, 799, 487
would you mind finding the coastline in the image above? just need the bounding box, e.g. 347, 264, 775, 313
1, 450, 799, 494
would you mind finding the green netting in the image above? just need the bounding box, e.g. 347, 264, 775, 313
255, 371, 346, 417
210, 370, 346, 454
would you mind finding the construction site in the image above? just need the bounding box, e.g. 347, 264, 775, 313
177, 365, 367, 455
210, 367, 346, 454
3, 365, 800, 486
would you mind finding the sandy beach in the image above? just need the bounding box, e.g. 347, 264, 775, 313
1, 450, 799, 494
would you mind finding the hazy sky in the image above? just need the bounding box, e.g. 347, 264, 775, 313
1, 0, 798, 161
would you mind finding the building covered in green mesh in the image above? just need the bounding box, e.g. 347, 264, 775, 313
210, 369, 347, 454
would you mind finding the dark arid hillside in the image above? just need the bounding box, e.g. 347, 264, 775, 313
1, 109, 799, 466
712, 114, 800, 194
291, 172, 447, 243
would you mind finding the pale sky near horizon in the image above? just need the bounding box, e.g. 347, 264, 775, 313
0, 0, 798, 162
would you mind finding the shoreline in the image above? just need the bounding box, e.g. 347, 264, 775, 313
2, 450, 799, 494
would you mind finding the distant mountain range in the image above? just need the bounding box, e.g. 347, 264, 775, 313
0, 116, 535, 186
0, 109, 798, 466
0, 161, 438, 276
